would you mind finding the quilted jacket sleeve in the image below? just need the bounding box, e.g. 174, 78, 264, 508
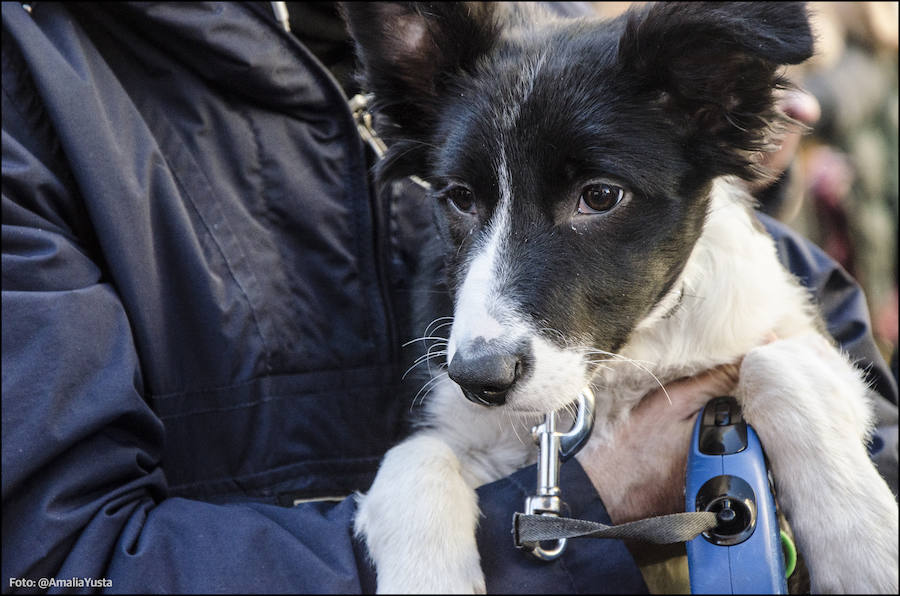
1, 35, 375, 594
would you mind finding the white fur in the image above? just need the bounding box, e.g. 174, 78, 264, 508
515, 334, 588, 414
447, 148, 519, 362
447, 245, 508, 352
354, 385, 537, 594
738, 333, 899, 593
354, 433, 486, 594
356, 177, 899, 593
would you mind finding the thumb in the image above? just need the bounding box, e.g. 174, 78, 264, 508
650, 362, 741, 418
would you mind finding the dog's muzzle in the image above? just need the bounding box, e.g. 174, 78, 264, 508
448, 339, 529, 407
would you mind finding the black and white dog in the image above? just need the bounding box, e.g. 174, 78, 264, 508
342, 2, 899, 592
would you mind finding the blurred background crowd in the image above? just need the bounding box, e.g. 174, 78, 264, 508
594, 1, 899, 374
786, 2, 898, 373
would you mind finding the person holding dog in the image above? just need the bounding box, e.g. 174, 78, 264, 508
2, 2, 895, 593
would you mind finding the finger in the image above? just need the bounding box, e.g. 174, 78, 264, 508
759, 90, 819, 174
779, 89, 821, 126
640, 362, 741, 417
751, 90, 821, 181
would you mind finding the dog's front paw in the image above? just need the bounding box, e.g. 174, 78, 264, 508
355, 493, 486, 594
807, 532, 899, 594
354, 434, 486, 594
738, 333, 899, 593
363, 534, 487, 595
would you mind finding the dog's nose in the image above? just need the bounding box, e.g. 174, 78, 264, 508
448, 341, 526, 407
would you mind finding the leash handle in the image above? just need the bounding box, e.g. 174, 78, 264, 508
520, 388, 596, 561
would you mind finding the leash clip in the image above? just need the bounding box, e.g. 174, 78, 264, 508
349, 93, 387, 160
348, 93, 431, 190
519, 387, 596, 560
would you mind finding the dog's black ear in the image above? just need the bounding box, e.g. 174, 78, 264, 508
617, 2, 814, 180
341, 2, 500, 178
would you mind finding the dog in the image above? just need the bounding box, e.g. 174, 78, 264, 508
342, 2, 899, 592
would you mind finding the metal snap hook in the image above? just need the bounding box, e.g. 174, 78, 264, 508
519, 387, 596, 560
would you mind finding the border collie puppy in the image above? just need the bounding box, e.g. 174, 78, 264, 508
342, 2, 899, 592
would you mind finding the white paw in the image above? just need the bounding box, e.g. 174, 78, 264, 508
354, 434, 486, 594
737, 333, 898, 594
807, 528, 899, 594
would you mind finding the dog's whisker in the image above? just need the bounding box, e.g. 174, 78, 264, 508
620, 359, 672, 406
505, 409, 543, 447
427, 321, 455, 335
538, 326, 567, 344
402, 351, 449, 380
422, 376, 451, 408
506, 409, 525, 445
411, 373, 449, 410
423, 316, 454, 338
587, 361, 614, 369
381, 141, 437, 167
585, 359, 635, 368
378, 135, 442, 153
580, 349, 671, 405
564, 399, 579, 422
582, 354, 649, 363
402, 336, 451, 347
424, 339, 450, 375
415, 347, 448, 364
413, 372, 446, 401
424, 342, 449, 356
494, 410, 505, 435
580, 350, 655, 366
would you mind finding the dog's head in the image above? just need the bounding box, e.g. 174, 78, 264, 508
344, 2, 813, 413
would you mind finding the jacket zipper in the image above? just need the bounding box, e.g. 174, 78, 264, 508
252, 3, 401, 369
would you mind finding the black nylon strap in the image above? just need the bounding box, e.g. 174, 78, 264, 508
514, 511, 718, 546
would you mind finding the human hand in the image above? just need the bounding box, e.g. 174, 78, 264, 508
767, 88, 821, 172
575, 363, 741, 525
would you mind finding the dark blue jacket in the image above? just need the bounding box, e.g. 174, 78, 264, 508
2, 2, 895, 593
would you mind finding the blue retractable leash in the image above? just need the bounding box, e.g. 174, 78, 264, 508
513, 394, 795, 594
685, 395, 791, 593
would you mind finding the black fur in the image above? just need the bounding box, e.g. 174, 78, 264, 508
343, 1, 814, 358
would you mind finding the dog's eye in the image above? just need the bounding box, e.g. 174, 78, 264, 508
445, 186, 476, 214
578, 183, 625, 214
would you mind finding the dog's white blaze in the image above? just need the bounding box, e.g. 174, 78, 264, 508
448, 146, 589, 413
449, 47, 556, 369
448, 244, 505, 358
447, 149, 516, 363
